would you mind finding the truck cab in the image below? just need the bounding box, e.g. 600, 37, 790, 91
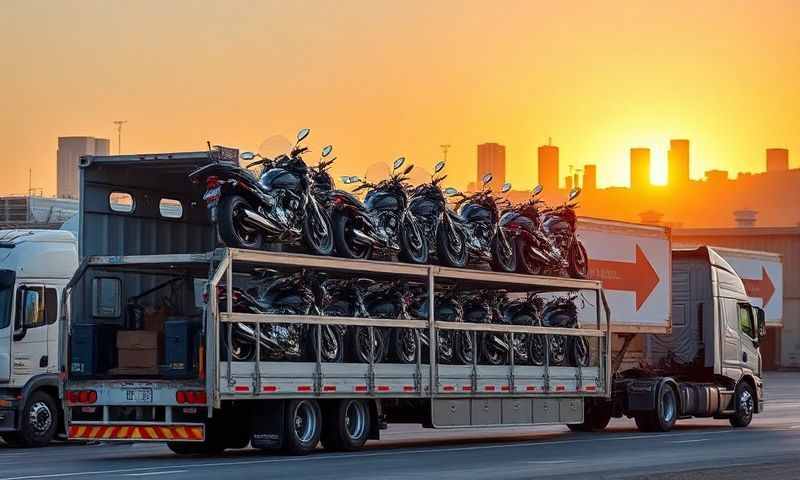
0, 230, 78, 446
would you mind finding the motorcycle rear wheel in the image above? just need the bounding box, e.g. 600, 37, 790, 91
332, 212, 372, 259
218, 195, 264, 249
515, 238, 545, 275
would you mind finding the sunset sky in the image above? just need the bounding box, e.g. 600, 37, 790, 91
1, 0, 798, 195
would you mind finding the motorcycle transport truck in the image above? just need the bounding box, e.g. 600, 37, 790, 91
61, 150, 766, 454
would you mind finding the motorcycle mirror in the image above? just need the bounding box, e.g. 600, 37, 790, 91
339, 176, 351, 184
349, 176, 362, 183
403, 164, 414, 175
444, 187, 459, 197
393, 157, 406, 170
434, 161, 446, 173
321, 145, 333, 157
501, 182, 512, 193
532, 184, 544, 196
240, 151, 256, 161
296, 128, 310, 143
482, 173, 493, 185
569, 187, 582, 201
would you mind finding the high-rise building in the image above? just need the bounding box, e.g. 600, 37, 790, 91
630, 148, 651, 190
476, 143, 506, 191
668, 139, 690, 186
57, 136, 110, 199
583, 164, 597, 191
538, 144, 559, 193
766, 148, 789, 172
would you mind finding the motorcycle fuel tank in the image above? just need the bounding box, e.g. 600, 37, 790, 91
365, 191, 402, 211
460, 203, 492, 223
500, 211, 536, 234
260, 168, 302, 193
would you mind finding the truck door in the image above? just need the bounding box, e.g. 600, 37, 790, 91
721, 298, 742, 379
12, 286, 57, 380
737, 303, 760, 376
0, 271, 14, 382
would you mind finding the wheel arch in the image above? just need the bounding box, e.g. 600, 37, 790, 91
737, 374, 760, 413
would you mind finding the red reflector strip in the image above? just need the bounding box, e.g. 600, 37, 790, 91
262, 385, 278, 393
322, 385, 336, 393
402, 385, 416, 392
501, 385, 510, 392
297, 385, 313, 393
68, 424, 204, 442
376, 385, 390, 392
584, 385, 597, 392
354, 385, 368, 393
526, 385, 537, 392
484, 385, 496, 392
462, 385, 473, 392
233, 385, 250, 393
555, 384, 566, 392
442, 385, 455, 392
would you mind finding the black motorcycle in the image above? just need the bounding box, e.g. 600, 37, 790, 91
461, 289, 505, 365
330, 157, 428, 263
450, 173, 517, 272
409, 161, 469, 268
540, 188, 589, 278
217, 270, 344, 363
189, 128, 334, 255
322, 278, 388, 364
542, 295, 590, 367
503, 293, 547, 366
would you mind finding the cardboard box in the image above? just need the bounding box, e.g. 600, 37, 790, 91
117, 330, 158, 350
109, 367, 159, 376
118, 348, 158, 368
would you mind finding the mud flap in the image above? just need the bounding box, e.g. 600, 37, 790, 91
250, 400, 285, 450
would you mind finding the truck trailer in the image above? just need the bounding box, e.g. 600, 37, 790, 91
60, 151, 766, 454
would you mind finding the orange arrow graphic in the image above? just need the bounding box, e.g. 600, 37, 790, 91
587, 245, 659, 310
741, 266, 775, 306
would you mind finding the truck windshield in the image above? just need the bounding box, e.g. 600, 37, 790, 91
0, 270, 15, 329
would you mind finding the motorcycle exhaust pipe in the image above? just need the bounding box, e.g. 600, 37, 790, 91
241, 208, 283, 235
352, 229, 379, 246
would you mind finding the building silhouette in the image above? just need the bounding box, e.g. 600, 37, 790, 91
476, 143, 506, 191
538, 144, 559, 193
57, 136, 109, 199
630, 148, 651, 190
668, 139, 690, 186
767, 148, 789, 172
583, 164, 597, 191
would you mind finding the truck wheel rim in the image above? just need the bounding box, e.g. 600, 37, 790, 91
293, 402, 317, 443
29, 401, 52, 434
739, 389, 754, 416
660, 389, 676, 423
345, 401, 366, 440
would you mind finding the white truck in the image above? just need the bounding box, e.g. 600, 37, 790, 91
0, 229, 78, 446
60, 151, 766, 454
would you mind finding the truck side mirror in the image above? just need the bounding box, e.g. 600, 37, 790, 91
754, 306, 767, 339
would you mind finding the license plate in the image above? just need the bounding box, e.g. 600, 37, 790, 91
123, 388, 153, 403
203, 186, 222, 207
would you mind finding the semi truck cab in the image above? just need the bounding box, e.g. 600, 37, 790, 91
0, 230, 78, 447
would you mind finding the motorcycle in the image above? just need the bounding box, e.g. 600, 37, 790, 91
189, 128, 334, 256
542, 295, 591, 367
216, 270, 344, 363
503, 292, 547, 366
409, 161, 469, 268
461, 289, 506, 365
540, 188, 589, 278
331, 157, 428, 263
449, 173, 517, 272
321, 278, 388, 364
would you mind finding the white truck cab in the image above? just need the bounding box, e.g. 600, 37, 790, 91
0, 230, 78, 447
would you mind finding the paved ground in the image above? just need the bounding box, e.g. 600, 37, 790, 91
1, 372, 799, 480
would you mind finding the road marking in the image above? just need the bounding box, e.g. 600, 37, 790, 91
125, 472, 188, 477
0, 428, 784, 480
526, 460, 574, 464
669, 438, 709, 444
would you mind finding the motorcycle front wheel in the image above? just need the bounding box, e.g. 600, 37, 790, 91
391, 328, 418, 364
480, 333, 507, 366
332, 212, 372, 259
570, 336, 591, 367
399, 217, 429, 264
515, 238, 545, 276
490, 234, 518, 273
303, 205, 334, 256
568, 241, 589, 279
306, 325, 344, 363
528, 334, 546, 366
218, 195, 264, 249
549, 335, 567, 366
351, 327, 387, 364
436, 224, 467, 268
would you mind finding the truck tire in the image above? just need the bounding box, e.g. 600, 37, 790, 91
567, 399, 612, 432
283, 399, 322, 455
4, 391, 59, 447
729, 382, 755, 428
635, 382, 677, 432
321, 399, 371, 451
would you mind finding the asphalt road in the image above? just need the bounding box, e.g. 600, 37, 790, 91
2, 372, 799, 480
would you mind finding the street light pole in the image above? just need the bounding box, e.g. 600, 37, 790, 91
113, 120, 128, 154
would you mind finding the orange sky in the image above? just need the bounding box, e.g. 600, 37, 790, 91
1, 0, 798, 195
